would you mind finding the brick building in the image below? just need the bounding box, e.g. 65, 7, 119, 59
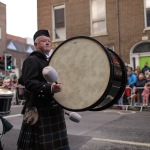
37, 0, 150, 70
0, 2, 35, 77
0, 2, 6, 56
6, 34, 35, 76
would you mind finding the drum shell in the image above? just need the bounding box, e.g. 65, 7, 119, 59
90, 48, 127, 111
0, 89, 13, 116
0, 117, 3, 138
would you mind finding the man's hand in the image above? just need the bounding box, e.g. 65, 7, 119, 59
52, 82, 62, 93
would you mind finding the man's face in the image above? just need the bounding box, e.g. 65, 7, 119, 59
34, 36, 51, 53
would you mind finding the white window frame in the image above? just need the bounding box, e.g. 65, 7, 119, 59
7, 41, 17, 50
52, 4, 66, 41
90, 0, 107, 36
144, 0, 150, 29
12, 57, 16, 67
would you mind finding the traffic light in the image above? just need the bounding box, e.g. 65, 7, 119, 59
0, 57, 5, 70
5, 54, 12, 71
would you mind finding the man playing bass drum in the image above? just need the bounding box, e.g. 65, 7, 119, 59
17, 29, 70, 150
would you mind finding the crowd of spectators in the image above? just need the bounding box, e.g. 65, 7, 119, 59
0, 63, 150, 108
118, 62, 150, 107
0, 71, 17, 91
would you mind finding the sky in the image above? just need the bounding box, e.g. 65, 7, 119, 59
0, 0, 37, 38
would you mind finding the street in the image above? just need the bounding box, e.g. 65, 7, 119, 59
1, 105, 150, 150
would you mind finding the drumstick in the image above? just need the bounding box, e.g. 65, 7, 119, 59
42, 66, 58, 83
65, 111, 82, 123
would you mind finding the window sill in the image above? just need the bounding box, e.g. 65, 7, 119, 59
143, 27, 150, 33
90, 33, 108, 38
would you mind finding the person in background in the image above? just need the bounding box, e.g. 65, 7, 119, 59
17, 29, 70, 150
127, 68, 137, 88
135, 73, 147, 105
2, 76, 13, 91
118, 91, 125, 109
144, 71, 150, 103
127, 68, 137, 105
145, 70, 150, 82
9, 71, 17, 84
141, 62, 150, 75
142, 82, 150, 107
134, 65, 141, 77
123, 65, 131, 105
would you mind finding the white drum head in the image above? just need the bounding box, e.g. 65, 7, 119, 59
49, 37, 110, 111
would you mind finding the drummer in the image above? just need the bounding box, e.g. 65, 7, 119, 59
17, 30, 70, 150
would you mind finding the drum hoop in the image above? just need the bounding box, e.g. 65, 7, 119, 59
49, 36, 115, 111
0, 95, 13, 97
90, 48, 127, 111
0, 117, 3, 138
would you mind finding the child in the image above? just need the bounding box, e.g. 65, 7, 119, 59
142, 82, 150, 107
125, 85, 137, 106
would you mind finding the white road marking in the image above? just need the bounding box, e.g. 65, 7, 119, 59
4, 114, 22, 119
116, 111, 136, 115
93, 138, 150, 147
103, 110, 136, 115
11, 105, 23, 108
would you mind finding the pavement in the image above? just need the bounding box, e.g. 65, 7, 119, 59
1, 129, 91, 150
112, 104, 150, 112
1, 104, 150, 150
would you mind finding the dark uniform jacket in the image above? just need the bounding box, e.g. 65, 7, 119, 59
21, 51, 54, 112
17, 51, 70, 150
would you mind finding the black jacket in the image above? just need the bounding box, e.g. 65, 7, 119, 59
21, 51, 54, 111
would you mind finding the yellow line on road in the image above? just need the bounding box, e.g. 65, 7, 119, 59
93, 138, 150, 147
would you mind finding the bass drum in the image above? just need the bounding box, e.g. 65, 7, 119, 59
49, 36, 127, 111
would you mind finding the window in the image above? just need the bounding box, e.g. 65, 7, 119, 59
133, 42, 150, 53
90, 0, 107, 35
26, 46, 33, 53
7, 41, 17, 50
144, 0, 150, 28
52, 4, 66, 41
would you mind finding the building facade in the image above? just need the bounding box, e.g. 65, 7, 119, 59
0, 2, 6, 56
37, 0, 150, 70
0, 2, 35, 77
6, 34, 35, 76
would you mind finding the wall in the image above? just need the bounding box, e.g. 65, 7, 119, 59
0, 2, 6, 56
37, 0, 150, 64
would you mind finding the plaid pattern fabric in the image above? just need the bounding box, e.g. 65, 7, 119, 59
17, 106, 69, 150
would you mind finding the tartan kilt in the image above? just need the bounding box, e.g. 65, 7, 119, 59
17, 106, 69, 150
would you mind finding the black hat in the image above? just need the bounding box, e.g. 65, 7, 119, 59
33, 29, 50, 42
